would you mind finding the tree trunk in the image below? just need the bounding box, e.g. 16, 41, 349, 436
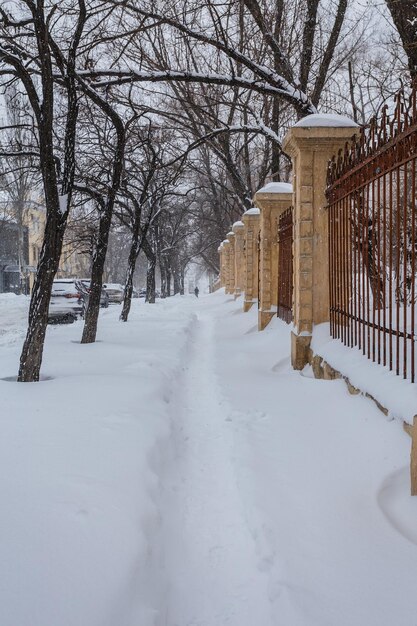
16, 197, 26, 295
81, 210, 112, 343
173, 270, 181, 295
18, 110, 71, 381
120, 227, 141, 322
160, 261, 167, 298
166, 268, 171, 297
146, 256, 156, 303
77, 68, 126, 343
18, 213, 65, 381
179, 266, 185, 295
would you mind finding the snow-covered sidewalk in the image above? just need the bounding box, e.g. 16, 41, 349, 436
1, 292, 417, 626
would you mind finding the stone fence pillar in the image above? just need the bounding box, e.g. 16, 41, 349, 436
222, 239, 232, 294
226, 231, 236, 295
282, 115, 358, 368
254, 182, 293, 330
232, 221, 245, 298
218, 243, 225, 288
242, 208, 260, 312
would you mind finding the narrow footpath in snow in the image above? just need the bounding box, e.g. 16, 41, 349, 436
158, 312, 274, 625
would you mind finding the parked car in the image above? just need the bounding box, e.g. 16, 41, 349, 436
132, 287, 139, 298
76, 279, 109, 308
48, 279, 84, 324
139, 287, 147, 298
103, 283, 124, 304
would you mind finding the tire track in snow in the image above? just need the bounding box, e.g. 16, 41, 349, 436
157, 311, 274, 626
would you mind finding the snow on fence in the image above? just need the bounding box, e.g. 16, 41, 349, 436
327, 86, 417, 383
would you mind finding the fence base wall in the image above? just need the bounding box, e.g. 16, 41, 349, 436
291, 331, 311, 370
243, 299, 256, 312
259, 310, 275, 331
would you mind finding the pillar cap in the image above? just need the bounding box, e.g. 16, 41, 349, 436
226, 231, 235, 238
243, 207, 260, 216
254, 184, 293, 212
283, 118, 358, 158
256, 182, 292, 194
293, 113, 358, 129
232, 220, 245, 233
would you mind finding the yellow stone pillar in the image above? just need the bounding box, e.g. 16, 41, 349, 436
254, 182, 293, 330
222, 239, 232, 294
242, 208, 260, 312
232, 221, 245, 298
282, 115, 358, 369
218, 244, 225, 288
226, 231, 236, 295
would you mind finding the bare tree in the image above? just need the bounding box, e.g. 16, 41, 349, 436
0, 1, 87, 381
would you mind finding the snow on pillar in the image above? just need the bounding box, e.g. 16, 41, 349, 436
254, 183, 293, 331
282, 114, 358, 369
242, 208, 260, 312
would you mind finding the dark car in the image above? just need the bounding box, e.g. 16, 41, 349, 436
103, 283, 124, 304
48, 279, 84, 324
76, 279, 109, 309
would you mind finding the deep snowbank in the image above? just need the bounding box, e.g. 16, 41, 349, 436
0, 293, 30, 348
311, 322, 417, 426
0, 299, 196, 626
207, 291, 417, 626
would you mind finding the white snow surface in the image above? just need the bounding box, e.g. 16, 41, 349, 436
1, 292, 417, 626
232, 220, 244, 229
243, 207, 261, 215
294, 113, 358, 128
257, 182, 293, 194
312, 323, 417, 425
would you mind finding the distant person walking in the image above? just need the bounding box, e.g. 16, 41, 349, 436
194, 286, 199, 298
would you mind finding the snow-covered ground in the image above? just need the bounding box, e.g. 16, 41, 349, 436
0, 291, 417, 626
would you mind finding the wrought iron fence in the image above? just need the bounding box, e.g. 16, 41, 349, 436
327, 87, 417, 382
277, 207, 293, 323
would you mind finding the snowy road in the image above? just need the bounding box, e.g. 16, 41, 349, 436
1, 291, 417, 626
